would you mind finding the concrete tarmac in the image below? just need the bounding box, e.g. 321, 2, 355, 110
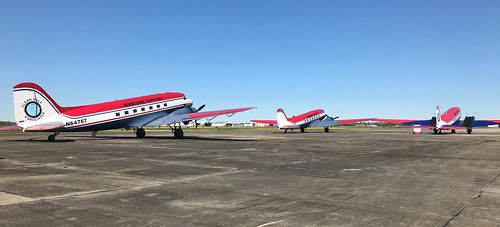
0, 128, 499, 226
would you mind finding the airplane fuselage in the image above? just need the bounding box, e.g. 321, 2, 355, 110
435, 107, 461, 129
14, 83, 194, 132
287, 109, 327, 128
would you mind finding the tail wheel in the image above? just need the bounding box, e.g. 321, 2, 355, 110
174, 129, 184, 139
136, 128, 146, 138
48, 135, 56, 142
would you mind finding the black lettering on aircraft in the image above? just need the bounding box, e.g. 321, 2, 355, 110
65, 118, 88, 127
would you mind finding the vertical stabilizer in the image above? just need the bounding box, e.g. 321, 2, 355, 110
13, 83, 62, 129
276, 108, 293, 128
435, 105, 441, 124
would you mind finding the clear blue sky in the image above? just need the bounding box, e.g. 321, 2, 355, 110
1, 0, 500, 122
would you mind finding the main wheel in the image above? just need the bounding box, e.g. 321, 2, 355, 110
136, 128, 146, 138
451, 129, 456, 134
433, 128, 438, 134
174, 129, 184, 139
467, 128, 472, 134
48, 135, 56, 142
300, 128, 305, 133
324, 127, 329, 133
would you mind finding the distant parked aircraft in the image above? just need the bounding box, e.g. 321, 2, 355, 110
251, 108, 374, 133
376, 106, 500, 134
2, 82, 254, 141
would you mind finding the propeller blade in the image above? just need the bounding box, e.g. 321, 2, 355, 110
197, 104, 206, 112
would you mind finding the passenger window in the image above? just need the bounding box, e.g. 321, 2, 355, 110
116, 113, 120, 117
149, 106, 153, 110
141, 107, 145, 111
125, 111, 129, 115
157, 105, 160, 108
164, 103, 167, 107
133, 109, 137, 113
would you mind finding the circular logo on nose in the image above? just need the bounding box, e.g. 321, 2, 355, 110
25, 102, 42, 118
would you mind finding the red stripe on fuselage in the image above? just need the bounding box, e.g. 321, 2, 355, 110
14, 82, 186, 117
64, 103, 186, 130
288, 109, 324, 123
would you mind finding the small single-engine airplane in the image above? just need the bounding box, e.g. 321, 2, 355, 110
2, 82, 254, 141
376, 106, 500, 134
251, 108, 374, 133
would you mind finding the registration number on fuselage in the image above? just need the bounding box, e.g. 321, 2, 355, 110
65, 119, 88, 127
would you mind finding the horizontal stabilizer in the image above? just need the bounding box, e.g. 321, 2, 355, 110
25, 125, 64, 131
0, 125, 22, 130
280, 125, 301, 129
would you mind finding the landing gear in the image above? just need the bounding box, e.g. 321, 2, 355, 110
300, 128, 305, 133
174, 128, 184, 139
48, 131, 60, 142
169, 123, 184, 139
451, 129, 456, 134
324, 127, 330, 133
467, 128, 472, 134
135, 127, 146, 138
433, 128, 438, 134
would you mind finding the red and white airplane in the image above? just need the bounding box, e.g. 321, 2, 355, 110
251, 108, 374, 133
3, 82, 254, 141
376, 105, 500, 134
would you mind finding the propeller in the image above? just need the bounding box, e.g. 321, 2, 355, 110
194, 104, 206, 129
326, 114, 339, 120
197, 104, 206, 112
465, 112, 477, 117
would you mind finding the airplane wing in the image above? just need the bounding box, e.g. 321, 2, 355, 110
188, 107, 255, 120
471, 120, 500, 127
336, 118, 377, 124
375, 119, 431, 126
143, 107, 255, 127
250, 120, 278, 124
314, 117, 375, 127
412, 125, 466, 129
378, 119, 500, 127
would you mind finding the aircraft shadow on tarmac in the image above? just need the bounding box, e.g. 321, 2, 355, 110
9, 139, 76, 143
72, 135, 257, 142
8, 136, 256, 142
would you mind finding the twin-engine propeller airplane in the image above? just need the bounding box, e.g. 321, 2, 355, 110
251, 108, 374, 133
3, 82, 254, 141
376, 106, 500, 134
